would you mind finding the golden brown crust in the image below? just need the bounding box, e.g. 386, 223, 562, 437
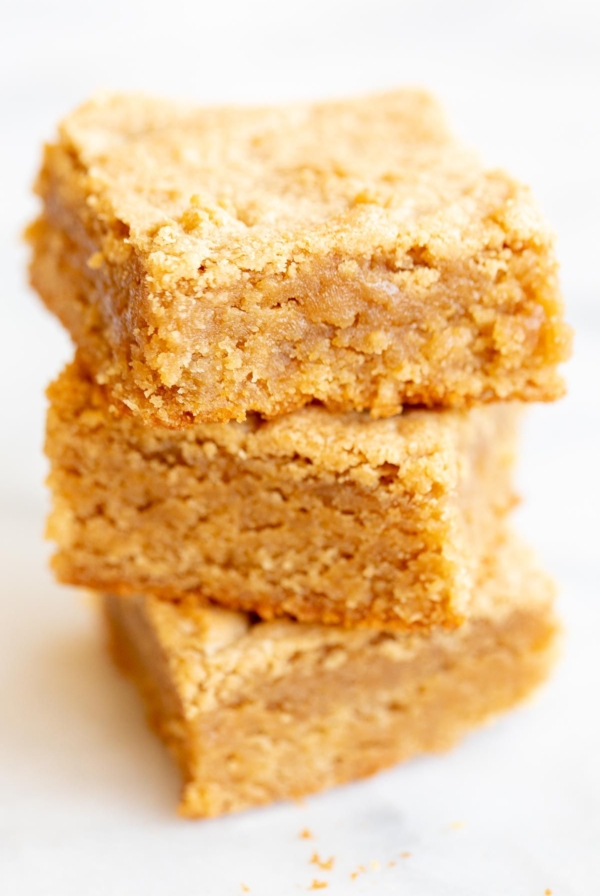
103, 536, 558, 818
30, 90, 571, 426
46, 360, 519, 629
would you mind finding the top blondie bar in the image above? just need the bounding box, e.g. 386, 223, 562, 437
29, 90, 571, 426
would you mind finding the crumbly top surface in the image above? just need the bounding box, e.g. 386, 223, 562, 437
47, 90, 549, 290
123, 536, 554, 714
52, 359, 508, 489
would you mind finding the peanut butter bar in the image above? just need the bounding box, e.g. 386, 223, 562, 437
46, 360, 519, 630
29, 91, 571, 426
104, 536, 558, 818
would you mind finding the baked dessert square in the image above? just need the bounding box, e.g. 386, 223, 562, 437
29, 90, 571, 426
103, 536, 558, 818
46, 359, 520, 630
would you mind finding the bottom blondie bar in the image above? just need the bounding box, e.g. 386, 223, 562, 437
104, 537, 558, 818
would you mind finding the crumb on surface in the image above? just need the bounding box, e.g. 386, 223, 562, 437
299, 828, 314, 840
310, 852, 334, 871
350, 865, 367, 880
308, 881, 328, 891
240, 886, 250, 893
450, 821, 466, 830
388, 861, 396, 868
400, 852, 412, 859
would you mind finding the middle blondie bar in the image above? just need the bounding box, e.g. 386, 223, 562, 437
46, 360, 519, 630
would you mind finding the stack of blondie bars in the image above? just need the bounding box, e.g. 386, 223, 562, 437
28, 91, 571, 818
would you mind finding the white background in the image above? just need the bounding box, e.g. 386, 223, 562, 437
1, 1, 599, 893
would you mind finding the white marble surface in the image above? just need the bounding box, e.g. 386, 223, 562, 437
1, 1, 599, 893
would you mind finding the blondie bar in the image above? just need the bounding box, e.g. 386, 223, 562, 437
30, 90, 570, 426
46, 360, 519, 629
104, 536, 558, 818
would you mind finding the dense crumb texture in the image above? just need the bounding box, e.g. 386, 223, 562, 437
29, 90, 571, 425
46, 361, 519, 629
104, 537, 558, 818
